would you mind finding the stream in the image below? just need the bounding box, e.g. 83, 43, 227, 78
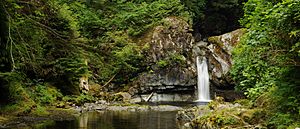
35, 110, 178, 129
0, 102, 198, 129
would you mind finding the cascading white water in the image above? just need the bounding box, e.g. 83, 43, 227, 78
196, 56, 211, 102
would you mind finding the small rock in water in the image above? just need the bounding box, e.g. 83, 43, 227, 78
184, 123, 192, 129
94, 105, 107, 110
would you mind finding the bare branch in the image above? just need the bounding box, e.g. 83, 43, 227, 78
3, 4, 15, 71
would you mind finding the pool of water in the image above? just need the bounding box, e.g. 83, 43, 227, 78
42, 111, 178, 129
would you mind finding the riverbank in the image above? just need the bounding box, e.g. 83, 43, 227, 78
176, 97, 300, 129
0, 108, 77, 128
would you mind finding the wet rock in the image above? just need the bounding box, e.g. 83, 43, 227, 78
130, 97, 143, 103
140, 93, 194, 102
150, 105, 183, 111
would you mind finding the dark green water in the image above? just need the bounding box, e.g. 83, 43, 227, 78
42, 111, 178, 129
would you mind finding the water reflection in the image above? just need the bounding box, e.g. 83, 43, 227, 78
45, 111, 178, 129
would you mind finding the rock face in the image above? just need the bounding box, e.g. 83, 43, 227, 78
206, 29, 245, 89
132, 17, 245, 102
204, 29, 246, 101
132, 17, 197, 102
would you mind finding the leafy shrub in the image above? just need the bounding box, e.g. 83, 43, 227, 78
31, 84, 63, 105
267, 113, 294, 129
62, 94, 95, 105
231, 0, 300, 127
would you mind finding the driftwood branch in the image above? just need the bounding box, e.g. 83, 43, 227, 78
145, 92, 154, 102
102, 74, 117, 87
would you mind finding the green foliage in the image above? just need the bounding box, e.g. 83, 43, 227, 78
104, 0, 190, 36
67, 0, 191, 86
0, 0, 244, 116
0, 73, 36, 115
267, 113, 295, 129
231, 0, 300, 127
62, 94, 95, 105
76, 0, 190, 37
31, 84, 63, 105
52, 57, 89, 94
1, 0, 244, 105
0, 0, 92, 95
234, 99, 253, 108
157, 60, 169, 68
170, 54, 186, 64
156, 54, 186, 68
233, 0, 300, 97
182, 0, 206, 20
0, 72, 32, 104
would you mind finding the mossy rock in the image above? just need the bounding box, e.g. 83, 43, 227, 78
240, 108, 266, 125
110, 92, 131, 102
208, 36, 223, 47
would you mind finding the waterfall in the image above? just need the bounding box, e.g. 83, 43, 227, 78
196, 56, 211, 102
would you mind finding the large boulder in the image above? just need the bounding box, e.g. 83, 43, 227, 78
207, 29, 245, 89
132, 17, 196, 101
